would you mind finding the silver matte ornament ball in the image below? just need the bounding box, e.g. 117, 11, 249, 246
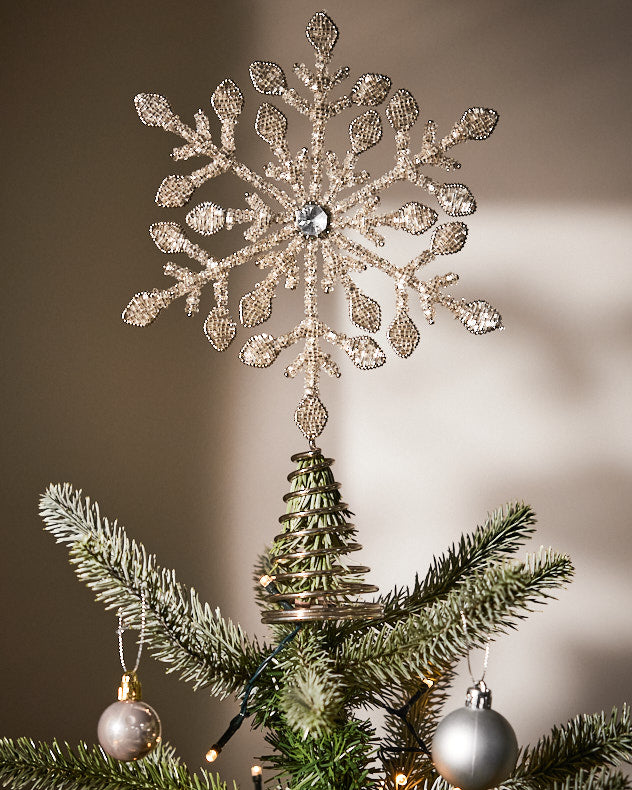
97, 672, 161, 761
432, 681, 518, 790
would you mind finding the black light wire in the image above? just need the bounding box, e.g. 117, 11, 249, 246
378, 685, 432, 766
208, 578, 432, 777
207, 579, 301, 760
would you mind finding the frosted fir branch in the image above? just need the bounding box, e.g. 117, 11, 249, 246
336, 550, 573, 696
279, 663, 345, 737
379, 502, 538, 626
549, 768, 632, 790
276, 636, 346, 737
40, 483, 264, 699
264, 718, 378, 790
505, 707, 632, 790
0, 739, 236, 790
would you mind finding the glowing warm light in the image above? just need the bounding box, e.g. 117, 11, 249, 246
422, 677, 434, 687
251, 765, 263, 776
395, 773, 407, 786
259, 575, 274, 587
205, 748, 219, 763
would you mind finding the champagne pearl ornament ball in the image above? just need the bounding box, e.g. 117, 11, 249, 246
432, 681, 518, 790
98, 672, 161, 761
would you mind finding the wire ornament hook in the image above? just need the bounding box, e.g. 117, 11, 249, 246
117, 591, 147, 674
460, 610, 490, 685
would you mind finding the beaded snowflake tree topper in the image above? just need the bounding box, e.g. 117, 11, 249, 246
124, 11, 502, 441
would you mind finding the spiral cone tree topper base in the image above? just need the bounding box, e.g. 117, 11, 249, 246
124, 10, 502, 441
262, 449, 382, 623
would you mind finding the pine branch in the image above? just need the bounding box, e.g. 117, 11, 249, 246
505, 706, 632, 790
0, 738, 236, 790
264, 718, 377, 790
336, 550, 573, 696
550, 768, 632, 790
378, 503, 538, 628
40, 483, 264, 698
418, 768, 632, 790
278, 661, 345, 737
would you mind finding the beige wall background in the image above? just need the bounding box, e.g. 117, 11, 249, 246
1, 1, 631, 787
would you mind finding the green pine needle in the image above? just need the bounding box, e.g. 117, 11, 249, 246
0, 738, 235, 790
40, 483, 264, 698
279, 662, 345, 736
264, 718, 377, 790
506, 706, 632, 789
337, 549, 573, 697
378, 502, 539, 628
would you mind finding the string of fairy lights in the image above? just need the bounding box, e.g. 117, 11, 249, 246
206, 576, 433, 788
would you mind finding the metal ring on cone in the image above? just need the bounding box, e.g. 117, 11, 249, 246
272, 523, 356, 542
274, 542, 362, 562
266, 582, 380, 603
262, 601, 383, 623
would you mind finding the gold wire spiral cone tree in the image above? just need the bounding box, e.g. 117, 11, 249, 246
262, 449, 382, 623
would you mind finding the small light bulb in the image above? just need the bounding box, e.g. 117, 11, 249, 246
205, 747, 220, 763
395, 773, 407, 786
422, 677, 434, 687
259, 575, 274, 587
251, 766, 263, 777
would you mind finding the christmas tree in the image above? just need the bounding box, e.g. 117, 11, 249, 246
1, 9, 630, 790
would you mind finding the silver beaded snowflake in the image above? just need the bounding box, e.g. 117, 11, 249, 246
124, 11, 502, 440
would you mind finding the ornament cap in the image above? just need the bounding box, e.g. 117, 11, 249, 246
118, 670, 142, 701
465, 679, 492, 710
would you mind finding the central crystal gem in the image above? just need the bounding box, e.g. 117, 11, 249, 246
296, 203, 328, 237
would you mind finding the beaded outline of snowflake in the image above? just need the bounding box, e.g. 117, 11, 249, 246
124, 11, 502, 440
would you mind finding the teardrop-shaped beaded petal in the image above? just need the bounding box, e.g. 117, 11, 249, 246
150, 222, 187, 253
392, 202, 437, 235
437, 184, 477, 216
305, 12, 338, 56
156, 175, 194, 208
431, 222, 468, 255
351, 73, 392, 106
344, 336, 386, 370
255, 103, 288, 148
239, 333, 279, 367
294, 393, 328, 440
211, 79, 244, 121
456, 300, 503, 334
348, 110, 382, 154
388, 311, 420, 358
204, 308, 237, 351
123, 291, 168, 327
349, 288, 381, 332
385, 89, 419, 131
460, 107, 499, 140
249, 61, 287, 95
185, 202, 225, 236
239, 289, 273, 328
134, 93, 173, 127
